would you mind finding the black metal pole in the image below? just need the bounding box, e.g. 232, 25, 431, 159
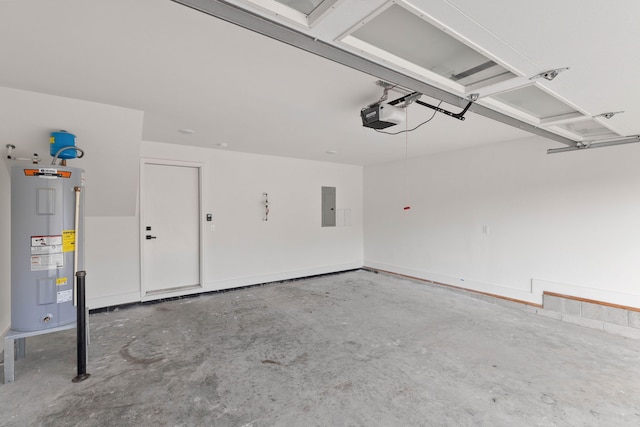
72, 271, 90, 383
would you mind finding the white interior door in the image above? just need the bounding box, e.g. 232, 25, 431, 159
142, 161, 201, 296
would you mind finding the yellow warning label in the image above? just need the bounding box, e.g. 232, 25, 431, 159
56, 277, 68, 286
62, 230, 76, 252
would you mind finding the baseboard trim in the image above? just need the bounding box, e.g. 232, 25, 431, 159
89, 267, 362, 314
543, 291, 640, 313
364, 266, 640, 340
203, 262, 363, 292
364, 267, 543, 308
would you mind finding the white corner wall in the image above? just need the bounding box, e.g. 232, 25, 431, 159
0, 159, 10, 335
364, 137, 640, 308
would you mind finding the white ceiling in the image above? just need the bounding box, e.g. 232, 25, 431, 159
1, 0, 638, 165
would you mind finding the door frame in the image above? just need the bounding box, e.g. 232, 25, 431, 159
139, 158, 205, 301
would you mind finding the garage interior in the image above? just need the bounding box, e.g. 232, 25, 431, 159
2, 0, 640, 425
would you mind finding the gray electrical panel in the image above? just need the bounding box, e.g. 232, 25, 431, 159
321, 186, 336, 227
10, 165, 84, 332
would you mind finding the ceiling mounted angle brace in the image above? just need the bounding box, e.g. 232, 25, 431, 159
596, 111, 624, 119
529, 67, 570, 81
547, 135, 640, 154
388, 92, 478, 121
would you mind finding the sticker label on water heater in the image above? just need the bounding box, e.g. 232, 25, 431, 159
31, 254, 64, 271
23, 168, 72, 178
62, 230, 75, 252
32, 235, 62, 247
30, 245, 62, 255
30, 235, 64, 271
57, 289, 73, 303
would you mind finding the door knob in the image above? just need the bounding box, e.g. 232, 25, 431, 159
146, 235, 157, 240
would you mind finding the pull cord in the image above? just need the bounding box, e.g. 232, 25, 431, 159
403, 107, 411, 212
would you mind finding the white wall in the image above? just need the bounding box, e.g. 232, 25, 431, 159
364, 137, 640, 307
89, 142, 363, 308
0, 158, 10, 335
0, 87, 364, 335
140, 142, 363, 292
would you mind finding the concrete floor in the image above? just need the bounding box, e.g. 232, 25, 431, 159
2, 269, 640, 426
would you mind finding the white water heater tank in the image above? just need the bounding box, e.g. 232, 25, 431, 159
10, 165, 84, 332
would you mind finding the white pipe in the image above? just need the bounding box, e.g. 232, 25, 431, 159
73, 186, 82, 306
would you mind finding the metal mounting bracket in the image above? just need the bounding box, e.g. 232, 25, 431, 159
388, 92, 473, 121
